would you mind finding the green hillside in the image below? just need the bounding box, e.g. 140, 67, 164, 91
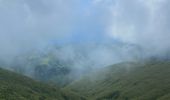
0, 68, 85, 100
65, 61, 170, 100
1, 60, 170, 100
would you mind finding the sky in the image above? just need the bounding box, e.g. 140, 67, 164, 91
0, 0, 170, 61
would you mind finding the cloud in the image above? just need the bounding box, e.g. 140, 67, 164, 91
106, 0, 170, 55
0, 0, 169, 63
1, 0, 169, 77
0, 0, 75, 60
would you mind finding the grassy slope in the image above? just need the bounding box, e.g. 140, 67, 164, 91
65, 61, 170, 100
0, 68, 85, 100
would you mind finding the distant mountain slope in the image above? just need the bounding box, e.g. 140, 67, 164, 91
9, 43, 143, 87
65, 61, 170, 100
0, 68, 85, 100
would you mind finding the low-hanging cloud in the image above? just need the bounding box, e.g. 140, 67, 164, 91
1, 0, 169, 83
0, 0, 169, 68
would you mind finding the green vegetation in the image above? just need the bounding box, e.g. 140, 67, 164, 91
1, 60, 170, 100
65, 61, 170, 100
13, 52, 78, 87
0, 68, 84, 100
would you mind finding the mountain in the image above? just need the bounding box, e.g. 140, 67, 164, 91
0, 67, 85, 100
1, 54, 170, 100
65, 61, 170, 100
9, 43, 143, 87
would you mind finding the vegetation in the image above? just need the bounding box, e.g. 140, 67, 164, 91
65, 61, 170, 100
0, 68, 85, 100
1, 59, 170, 100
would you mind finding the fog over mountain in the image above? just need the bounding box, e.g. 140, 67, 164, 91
0, 0, 170, 72
0, 1, 170, 100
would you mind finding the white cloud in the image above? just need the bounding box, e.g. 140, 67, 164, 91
107, 0, 170, 55
0, 0, 75, 61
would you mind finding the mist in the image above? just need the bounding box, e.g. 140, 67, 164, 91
0, 0, 170, 76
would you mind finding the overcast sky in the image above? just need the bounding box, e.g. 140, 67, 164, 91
0, 0, 170, 59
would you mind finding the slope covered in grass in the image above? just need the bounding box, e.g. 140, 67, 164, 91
0, 68, 85, 100
66, 61, 170, 100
